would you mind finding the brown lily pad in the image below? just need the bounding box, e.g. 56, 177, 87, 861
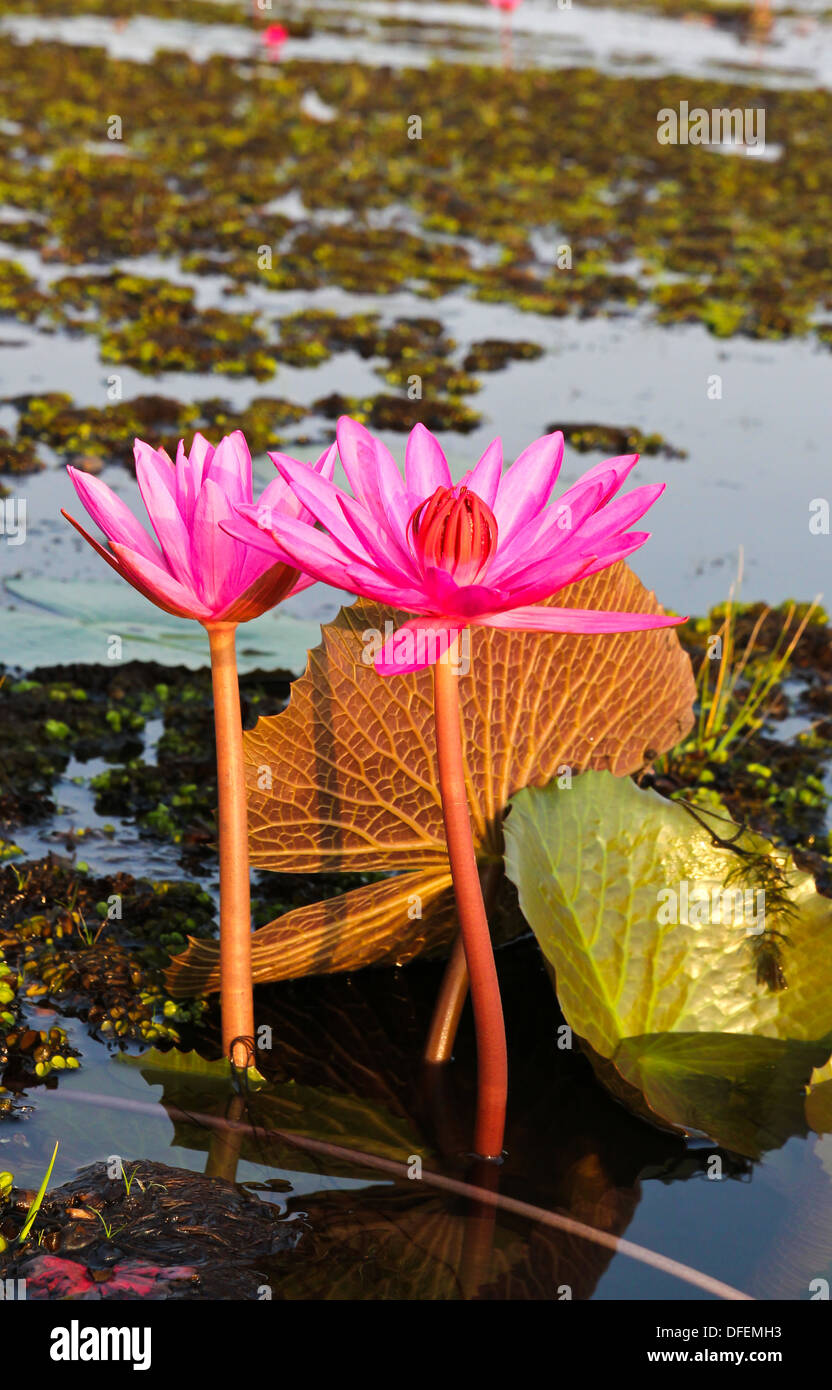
167, 564, 693, 996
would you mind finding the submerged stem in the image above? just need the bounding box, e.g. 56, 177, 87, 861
433, 642, 507, 1160
424, 934, 469, 1066
205, 621, 255, 1072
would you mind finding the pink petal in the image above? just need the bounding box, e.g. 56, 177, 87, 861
256, 471, 307, 523
285, 570, 318, 598
574, 532, 651, 577
375, 618, 467, 675
337, 493, 421, 582
492, 431, 564, 542
489, 477, 607, 582
576, 483, 666, 544
500, 458, 647, 576
313, 441, 338, 481
220, 513, 297, 565
336, 416, 411, 536
190, 477, 244, 612
217, 558, 299, 622
269, 452, 370, 558
65, 511, 214, 623
133, 438, 176, 501
134, 444, 196, 591
554, 454, 640, 518
372, 444, 412, 535
249, 508, 370, 591
420, 566, 510, 618
497, 554, 599, 608
334, 416, 378, 508
257, 443, 339, 527
108, 541, 211, 619
463, 438, 503, 508
66, 466, 161, 564
241, 453, 339, 594
341, 563, 430, 610
62, 509, 133, 579
203, 431, 253, 506
404, 423, 452, 500
477, 605, 686, 633
188, 432, 215, 486
174, 440, 196, 527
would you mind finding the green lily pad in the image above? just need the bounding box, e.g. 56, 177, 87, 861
503, 771, 832, 1157
1, 577, 322, 675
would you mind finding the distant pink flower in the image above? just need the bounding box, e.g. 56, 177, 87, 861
489, 0, 522, 10
225, 418, 684, 674
261, 23, 289, 52
63, 432, 335, 624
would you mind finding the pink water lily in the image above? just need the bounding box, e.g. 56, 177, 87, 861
261, 23, 289, 53
62, 430, 336, 1075
62, 431, 336, 623
225, 417, 684, 674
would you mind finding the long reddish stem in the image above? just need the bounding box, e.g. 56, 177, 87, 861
433, 642, 507, 1160
423, 861, 503, 1065
205, 622, 255, 1072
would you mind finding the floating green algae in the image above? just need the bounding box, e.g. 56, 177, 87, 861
0, 42, 828, 347
0, 858, 212, 1065
0, 37, 828, 467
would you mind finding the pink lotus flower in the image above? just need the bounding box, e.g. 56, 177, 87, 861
261, 23, 289, 52
489, 0, 522, 11
224, 418, 684, 674
62, 432, 336, 624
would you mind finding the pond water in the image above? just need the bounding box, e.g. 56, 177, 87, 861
1, 0, 831, 1302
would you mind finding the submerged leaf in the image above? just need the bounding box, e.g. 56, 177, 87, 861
168, 566, 693, 993
504, 771, 832, 1157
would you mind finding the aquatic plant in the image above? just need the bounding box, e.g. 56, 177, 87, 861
61, 433, 334, 1068
689, 599, 819, 765
16, 1139, 59, 1245
226, 418, 681, 1157
657, 560, 821, 778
